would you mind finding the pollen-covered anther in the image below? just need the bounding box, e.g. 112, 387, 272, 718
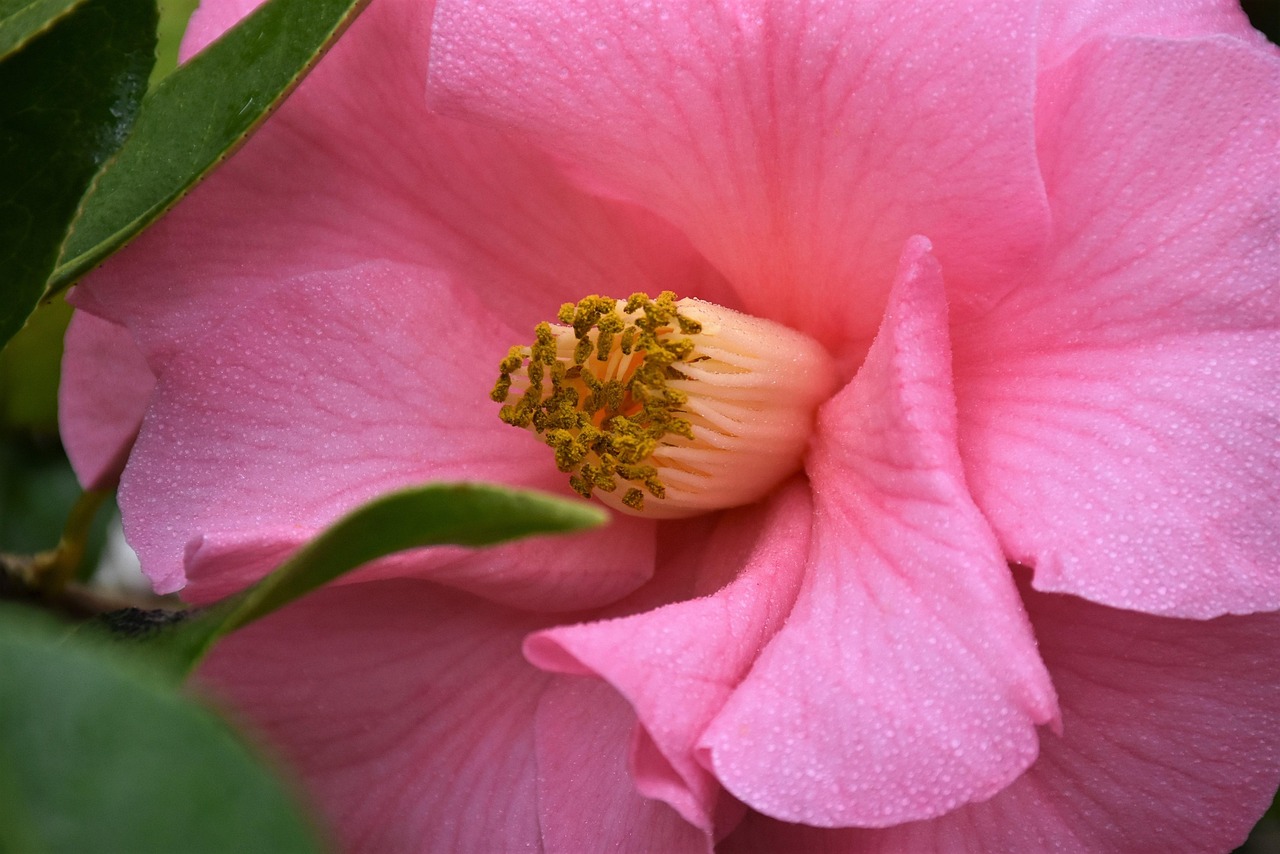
492, 291, 838, 518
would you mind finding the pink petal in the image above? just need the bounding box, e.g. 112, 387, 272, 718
952, 38, 1280, 618
723, 579, 1280, 853
204, 578, 716, 851
699, 239, 1058, 827
179, 0, 264, 60
535, 679, 711, 853
427, 0, 1050, 360
180, 530, 305, 604
123, 261, 654, 608
1036, 0, 1266, 70
74, 0, 726, 368
58, 312, 155, 490
526, 480, 811, 833
180, 519, 659, 612
199, 579, 556, 853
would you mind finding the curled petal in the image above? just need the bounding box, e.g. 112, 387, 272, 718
723, 582, 1280, 853
527, 481, 812, 833
699, 238, 1057, 827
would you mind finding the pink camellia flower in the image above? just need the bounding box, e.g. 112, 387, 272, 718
61, 0, 1280, 849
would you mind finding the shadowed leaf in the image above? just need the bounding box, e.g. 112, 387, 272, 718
0, 0, 154, 348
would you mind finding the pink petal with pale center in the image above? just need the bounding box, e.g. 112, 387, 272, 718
953, 37, 1280, 618
722, 579, 1280, 853
74, 0, 727, 369
427, 0, 1050, 360
698, 239, 1058, 827
527, 480, 811, 833
58, 312, 156, 490
122, 261, 653, 609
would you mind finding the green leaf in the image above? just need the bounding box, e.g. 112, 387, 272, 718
0, 0, 155, 350
0, 435, 85, 555
47, 0, 372, 295
0, 605, 324, 854
0, 0, 85, 58
167, 483, 606, 672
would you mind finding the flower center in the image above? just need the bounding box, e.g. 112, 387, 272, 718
492, 292, 837, 517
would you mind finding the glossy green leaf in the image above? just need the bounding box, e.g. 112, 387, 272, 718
0, 0, 85, 58
0, 605, 324, 854
0, 0, 155, 348
167, 483, 607, 672
47, 0, 371, 295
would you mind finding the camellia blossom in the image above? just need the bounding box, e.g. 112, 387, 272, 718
60, 0, 1280, 850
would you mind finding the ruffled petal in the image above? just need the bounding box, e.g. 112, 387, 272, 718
535, 679, 711, 853
58, 312, 155, 490
526, 481, 811, 833
428, 0, 1050, 359
953, 37, 1280, 617
698, 239, 1057, 827
123, 261, 654, 608
75, 0, 725, 368
722, 581, 1280, 853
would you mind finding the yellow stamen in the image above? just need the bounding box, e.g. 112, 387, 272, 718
492, 292, 838, 518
